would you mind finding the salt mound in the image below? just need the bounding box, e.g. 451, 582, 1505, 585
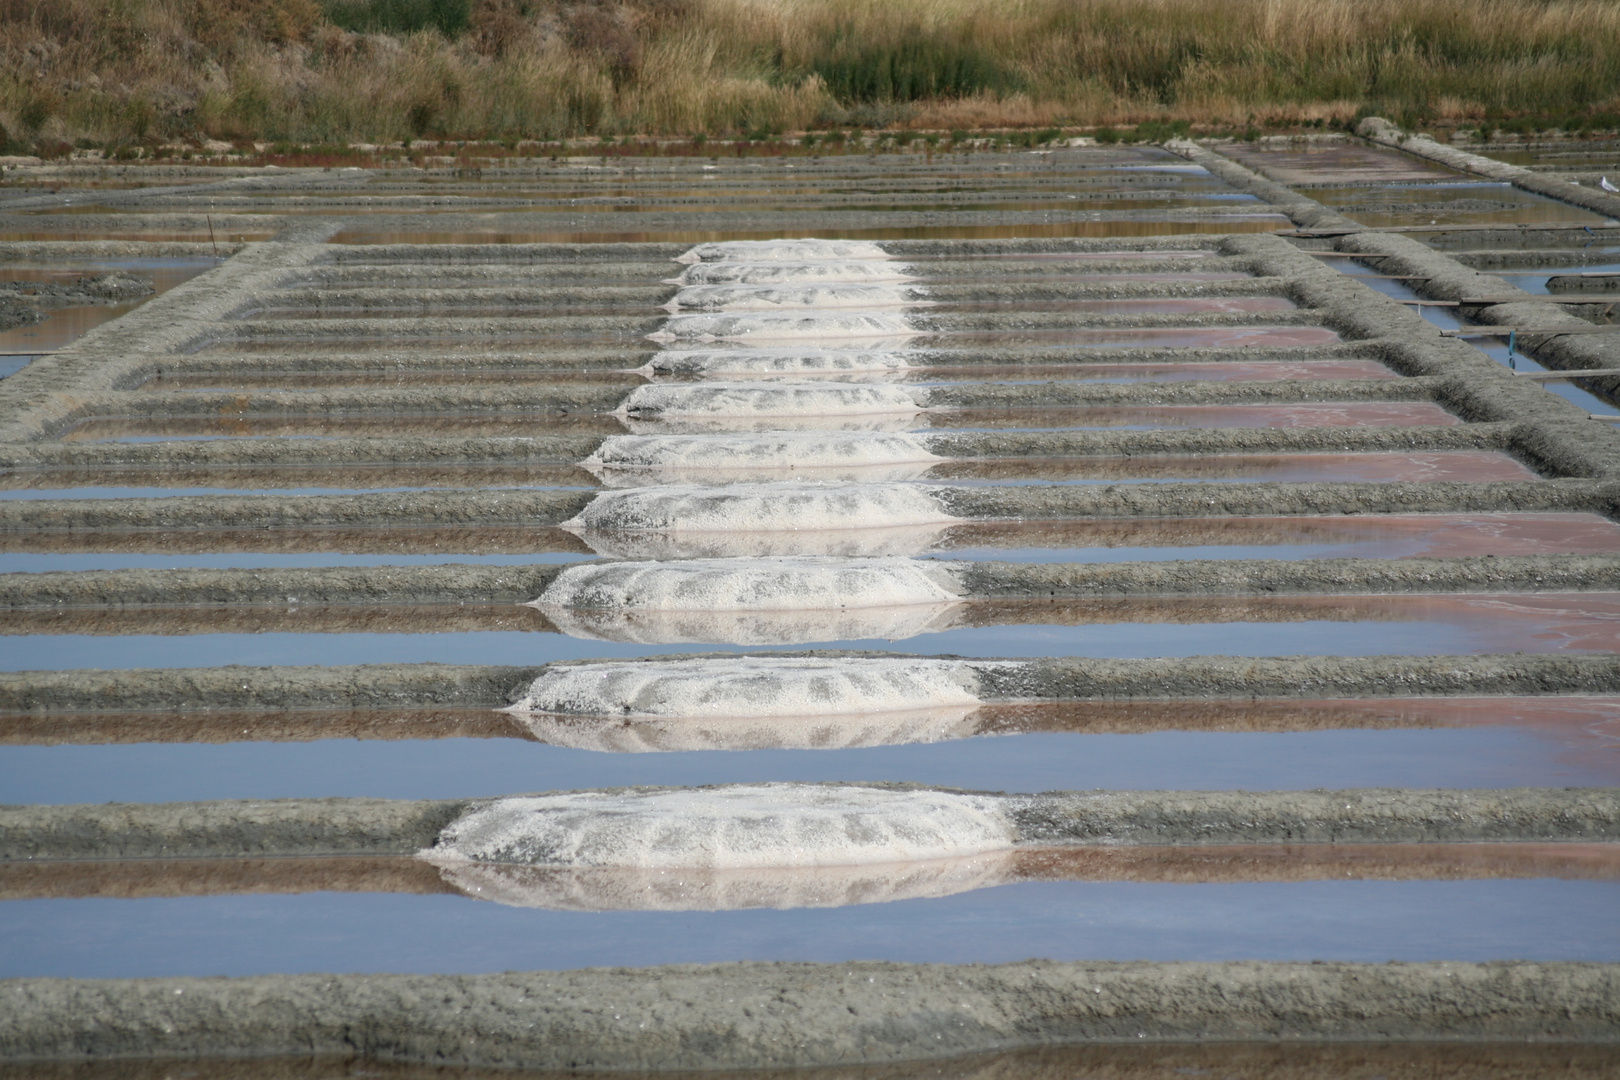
674, 261, 914, 286
617, 382, 923, 419
674, 239, 894, 264
539, 599, 963, 645
648, 311, 918, 343
435, 851, 1015, 911
424, 783, 1016, 871
576, 522, 951, 559
508, 656, 988, 718
533, 555, 964, 613
584, 432, 942, 472
665, 283, 923, 313
641, 349, 914, 377
565, 482, 957, 534
533, 557, 967, 645
620, 413, 923, 436
512, 705, 984, 753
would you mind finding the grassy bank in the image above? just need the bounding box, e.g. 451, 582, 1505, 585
3, 0, 1620, 153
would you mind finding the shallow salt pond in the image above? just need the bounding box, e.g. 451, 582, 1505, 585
4, 148, 1618, 984
2, 877, 1615, 977
7, 591, 1620, 666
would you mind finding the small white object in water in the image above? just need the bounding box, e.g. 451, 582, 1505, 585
1601, 176, 1618, 193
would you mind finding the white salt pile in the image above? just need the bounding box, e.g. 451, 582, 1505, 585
640, 348, 914, 378
532, 555, 964, 613
649, 311, 920, 344
673, 260, 914, 285
616, 382, 924, 420
674, 239, 895, 264
511, 707, 985, 753
508, 655, 991, 718
531, 556, 967, 644
564, 481, 958, 534
424, 783, 1016, 870
665, 283, 923, 313
580, 431, 943, 486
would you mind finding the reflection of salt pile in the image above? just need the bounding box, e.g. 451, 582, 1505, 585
565, 481, 960, 559
506, 655, 997, 750
531, 555, 966, 645
423, 783, 1018, 910
436, 853, 1016, 912
582, 432, 944, 487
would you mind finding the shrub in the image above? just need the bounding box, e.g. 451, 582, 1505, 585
319, 0, 469, 36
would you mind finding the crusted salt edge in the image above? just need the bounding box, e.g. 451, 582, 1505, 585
672, 261, 915, 286
434, 852, 1016, 911
532, 556, 965, 613
648, 311, 919, 343
582, 432, 943, 473
640, 349, 914, 377
674, 239, 894, 264
664, 283, 927, 313
564, 482, 959, 534
422, 783, 1017, 872
507, 656, 1003, 719
616, 382, 923, 419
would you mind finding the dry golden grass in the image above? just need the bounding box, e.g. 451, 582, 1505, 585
3, 0, 1620, 150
